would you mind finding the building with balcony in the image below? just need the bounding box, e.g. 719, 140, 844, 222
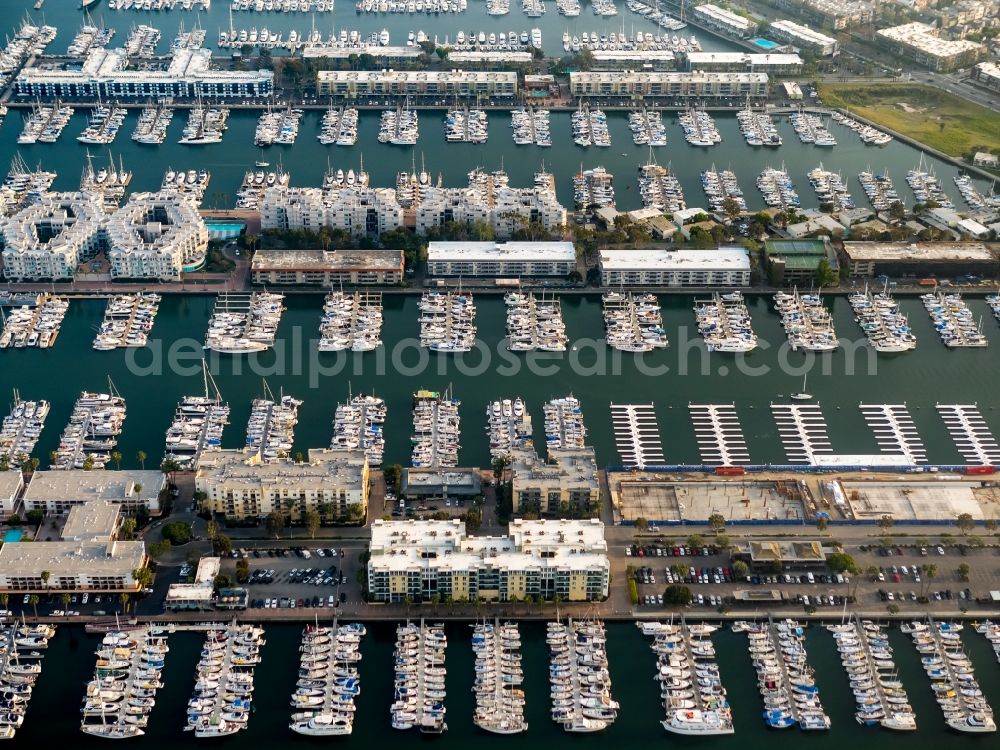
426, 240, 577, 277
569, 70, 769, 99
510, 447, 600, 515
367, 518, 610, 603
768, 20, 839, 56
317, 69, 517, 99
876, 22, 987, 71
599, 247, 751, 286
22, 470, 165, 515
250, 248, 405, 286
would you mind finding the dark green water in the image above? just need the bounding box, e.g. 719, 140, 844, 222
15, 622, 1000, 747
2, 293, 1000, 468
4, 1, 994, 211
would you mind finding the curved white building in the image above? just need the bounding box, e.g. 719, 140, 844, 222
104, 193, 209, 281
0, 192, 105, 281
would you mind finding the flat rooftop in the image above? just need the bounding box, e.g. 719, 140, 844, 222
427, 241, 576, 263
60, 501, 120, 542
686, 52, 802, 65
838, 481, 987, 521
24, 470, 164, 505
251, 248, 404, 272
0, 540, 146, 577
600, 247, 750, 272
842, 241, 995, 263
0, 472, 23, 499
610, 476, 810, 523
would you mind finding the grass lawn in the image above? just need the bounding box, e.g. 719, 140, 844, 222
817, 83, 1000, 159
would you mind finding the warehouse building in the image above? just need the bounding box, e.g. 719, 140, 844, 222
569, 70, 768, 99
317, 69, 518, 99
250, 248, 405, 286
15, 47, 273, 100
876, 22, 987, 71
599, 247, 751, 287
768, 19, 839, 56
22, 470, 166, 515
367, 518, 609, 603
692, 4, 758, 38
195, 448, 369, 523
427, 240, 577, 277
840, 241, 997, 278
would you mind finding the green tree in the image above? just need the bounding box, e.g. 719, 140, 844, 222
119, 593, 130, 613
634, 516, 649, 532
136, 450, 147, 470
26, 509, 44, 526
110, 451, 122, 470
266, 510, 285, 539
663, 585, 692, 606
40, 571, 50, 587
161, 458, 180, 484
213, 534, 233, 557
161, 521, 192, 545
60, 592, 71, 611
48, 450, 58, 467
0, 594, 6, 609
121, 517, 137, 540
28, 594, 39, 618
82, 453, 95, 471
686, 534, 705, 549
956, 513, 975, 535
985, 518, 998, 533
826, 552, 858, 574
920, 563, 937, 597
732, 560, 749, 578
236, 559, 251, 583
957, 563, 971, 581
815, 258, 838, 287
133, 566, 154, 589
148, 539, 171, 558
877, 515, 895, 533
305, 509, 321, 539
707, 513, 726, 536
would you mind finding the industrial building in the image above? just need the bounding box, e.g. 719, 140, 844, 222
195, 448, 370, 522
768, 19, 839, 56
367, 518, 610, 603
317, 69, 518, 99
840, 241, 997, 278
426, 240, 577, 277
876, 22, 987, 72
14, 47, 273, 100
250, 248, 405, 286
510, 447, 600, 515
599, 247, 751, 287
21, 469, 166, 515
569, 70, 769, 99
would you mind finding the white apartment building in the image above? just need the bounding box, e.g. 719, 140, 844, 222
693, 4, 758, 38
427, 241, 577, 277
0, 539, 147, 593
769, 19, 839, 56
367, 518, 610, 603
600, 247, 751, 286
15, 47, 273, 100
22, 470, 166, 515
569, 70, 769, 98
317, 69, 518, 99
1, 192, 105, 280
104, 192, 209, 280
876, 22, 986, 71
261, 186, 405, 237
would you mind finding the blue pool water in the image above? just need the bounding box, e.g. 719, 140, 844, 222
205, 221, 246, 240
3, 530, 23, 543
751, 38, 779, 49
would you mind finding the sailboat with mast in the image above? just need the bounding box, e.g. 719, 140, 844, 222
163, 360, 230, 468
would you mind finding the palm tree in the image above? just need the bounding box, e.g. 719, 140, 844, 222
40, 571, 49, 588
110, 451, 123, 470
28, 594, 39, 618
136, 450, 147, 470
48, 450, 58, 468
0, 593, 7, 610
60, 592, 71, 612
119, 593, 130, 614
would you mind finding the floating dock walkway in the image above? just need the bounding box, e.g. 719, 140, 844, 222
689, 403, 749, 465
770, 404, 833, 464
859, 404, 926, 464
610, 403, 664, 468
936, 404, 1000, 465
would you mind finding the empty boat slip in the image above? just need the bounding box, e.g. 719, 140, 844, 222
610, 403, 665, 468
770, 404, 833, 464
858, 404, 926, 464
936, 404, 1000, 465
688, 404, 749, 465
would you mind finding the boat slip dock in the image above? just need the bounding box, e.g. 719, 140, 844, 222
770, 404, 833, 464
610, 403, 664, 468
688, 403, 749, 465
936, 404, 1000, 465
858, 404, 926, 464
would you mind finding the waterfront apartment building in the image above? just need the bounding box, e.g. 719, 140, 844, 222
768, 19, 839, 56
0, 473, 24, 515
250, 248, 405, 286
316, 69, 518, 99
683, 52, 803, 75
14, 47, 273, 100
771, 0, 874, 29
568, 71, 769, 99
367, 518, 610, 603
195, 448, 370, 523
104, 193, 209, 280
692, 4, 758, 38
510, 447, 600, 515
876, 22, 987, 72
972, 61, 1000, 92
22, 469, 165, 515
840, 241, 998, 278
1, 191, 209, 281
0, 539, 148, 593
426, 240, 577, 277
261, 186, 405, 237
415, 186, 567, 238
1, 192, 105, 280
599, 247, 751, 287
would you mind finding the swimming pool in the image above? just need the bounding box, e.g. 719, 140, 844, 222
3, 530, 23, 543
206, 221, 246, 240
750, 38, 779, 49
